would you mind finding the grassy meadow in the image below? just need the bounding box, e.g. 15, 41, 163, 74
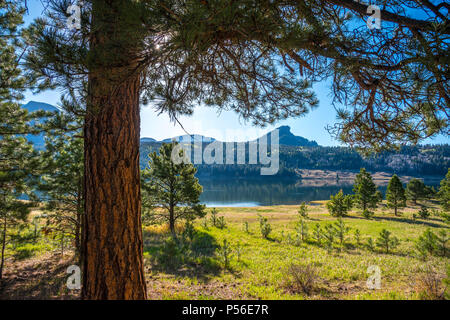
1, 201, 448, 300
142, 201, 449, 300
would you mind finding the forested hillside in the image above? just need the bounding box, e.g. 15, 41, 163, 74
21, 103, 446, 179
20, 104, 448, 179
140, 140, 450, 179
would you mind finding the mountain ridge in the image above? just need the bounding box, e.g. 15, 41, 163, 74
21, 101, 318, 148
18, 101, 450, 179
20, 101, 61, 149
141, 125, 318, 147
22, 101, 61, 113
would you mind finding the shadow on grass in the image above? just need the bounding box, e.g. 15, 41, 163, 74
298, 239, 413, 258
143, 229, 222, 280
303, 217, 321, 221
372, 215, 445, 228
341, 213, 446, 229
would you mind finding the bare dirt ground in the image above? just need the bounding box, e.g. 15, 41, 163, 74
0, 251, 79, 300
0, 251, 248, 300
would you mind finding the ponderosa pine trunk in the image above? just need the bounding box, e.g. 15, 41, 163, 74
0, 215, 6, 280
75, 176, 83, 266
81, 0, 147, 299
82, 72, 147, 299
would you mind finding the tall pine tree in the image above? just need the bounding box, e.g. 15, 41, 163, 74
326, 189, 353, 217
353, 168, 380, 213
38, 125, 84, 263
438, 169, 450, 211
406, 179, 427, 205
25, 1, 450, 298
0, 136, 38, 279
386, 174, 406, 216
0, 0, 44, 280
141, 143, 205, 235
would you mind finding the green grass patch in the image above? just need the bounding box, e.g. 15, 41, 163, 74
143, 202, 449, 300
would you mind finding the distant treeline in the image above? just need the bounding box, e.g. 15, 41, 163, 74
140, 142, 450, 178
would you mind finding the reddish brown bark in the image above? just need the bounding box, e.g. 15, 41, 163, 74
82, 71, 147, 299
0, 215, 6, 280
81, 0, 147, 299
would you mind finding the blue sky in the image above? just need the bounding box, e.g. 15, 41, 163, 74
21, 2, 449, 146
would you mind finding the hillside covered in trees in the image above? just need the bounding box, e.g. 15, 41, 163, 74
140, 126, 450, 179
22, 102, 448, 179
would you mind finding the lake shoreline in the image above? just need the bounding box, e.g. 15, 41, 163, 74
199, 171, 444, 207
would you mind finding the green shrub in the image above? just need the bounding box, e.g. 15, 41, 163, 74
376, 229, 399, 254
323, 224, 335, 252
296, 218, 308, 242
157, 237, 182, 268
312, 223, 323, 245
216, 216, 226, 229
440, 211, 450, 224
333, 217, 350, 249
14, 243, 41, 260
417, 229, 448, 258
217, 239, 233, 269
416, 229, 437, 258
418, 207, 430, 219
243, 221, 249, 233
258, 214, 272, 239
235, 242, 243, 262
182, 219, 196, 242
362, 209, 374, 219
286, 233, 293, 245
436, 230, 448, 257
326, 190, 353, 217
354, 229, 361, 246
444, 265, 450, 300
366, 237, 375, 252
210, 208, 218, 226
437, 169, 450, 211
201, 217, 208, 229
430, 208, 440, 217
298, 202, 309, 219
